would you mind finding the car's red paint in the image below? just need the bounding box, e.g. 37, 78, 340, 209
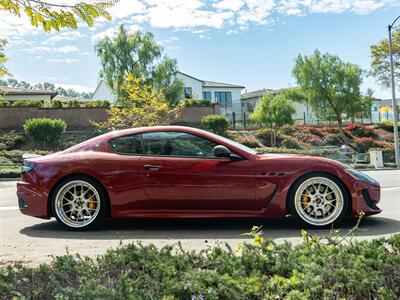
17, 126, 381, 221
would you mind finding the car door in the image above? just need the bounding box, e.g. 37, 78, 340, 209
139, 131, 263, 211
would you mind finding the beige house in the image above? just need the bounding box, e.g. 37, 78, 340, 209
0, 86, 57, 104
241, 88, 316, 123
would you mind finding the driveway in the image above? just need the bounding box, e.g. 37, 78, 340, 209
1, 170, 399, 266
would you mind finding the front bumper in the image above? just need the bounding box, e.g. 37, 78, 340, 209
351, 180, 381, 216
17, 180, 49, 219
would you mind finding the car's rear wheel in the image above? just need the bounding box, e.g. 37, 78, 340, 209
51, 177, 108, 230
289, 173, 348, 228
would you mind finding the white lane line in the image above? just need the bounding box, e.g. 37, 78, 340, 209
0, 206, 19, 211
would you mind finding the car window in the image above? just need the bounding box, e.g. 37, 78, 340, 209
109, 134, 142, 155
142, 131, 218, 158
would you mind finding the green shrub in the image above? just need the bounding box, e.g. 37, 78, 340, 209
65, 100, 81, 107
51, 99, 63, 108
253, 128, 275, 147
0, 100, 9, 107
12, 100, 43, 107
255, 147, 339, 157
0, 149, 51, 164
0, 167, 20, 178
201, 114, 229, 135
280, 135, 302, 149
1, 233, 399, 299
23, 118, 67, 149
376, 120, 400, 132
85, 100, 111, 108
182, 99, 212, 107
0, 130, 23, 150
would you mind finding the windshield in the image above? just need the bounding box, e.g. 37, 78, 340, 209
206, 131, 258, 155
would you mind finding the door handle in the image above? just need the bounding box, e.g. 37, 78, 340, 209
144, 164, 162, 171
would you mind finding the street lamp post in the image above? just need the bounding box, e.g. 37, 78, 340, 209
388, 17, 400, 168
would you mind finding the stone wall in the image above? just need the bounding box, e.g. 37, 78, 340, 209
0, 105, 219, 131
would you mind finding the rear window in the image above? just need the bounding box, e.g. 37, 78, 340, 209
109, 134, 142, 155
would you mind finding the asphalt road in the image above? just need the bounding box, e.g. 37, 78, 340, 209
1, 170, 399, 266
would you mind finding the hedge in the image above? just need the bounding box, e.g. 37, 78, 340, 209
1, 230, 399, 299
23, 118, 67, 149
202, 114, 229, 135
0, 166, 20, 178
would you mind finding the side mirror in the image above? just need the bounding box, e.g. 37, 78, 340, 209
213, 145, 231, 158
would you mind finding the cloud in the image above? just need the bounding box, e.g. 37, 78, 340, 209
91, 24, 142, 43
213, 0, 245, 11
1, 0, 398, 43
42, 32, 85, 45
47, 58, 79, 64
107, 0, 146, 19
24, 45, 80, 54
277, 0, 389, 16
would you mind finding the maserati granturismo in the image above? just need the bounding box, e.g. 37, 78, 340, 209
17, 126, 381, 230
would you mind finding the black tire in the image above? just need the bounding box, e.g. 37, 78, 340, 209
288, 172, 349, 229
51, 175, 109, 230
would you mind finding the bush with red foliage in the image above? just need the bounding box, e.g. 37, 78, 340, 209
343, 124, 376, 138
353, 137, 379, 152
308, 127, 324, 137
323, 133, 343, 146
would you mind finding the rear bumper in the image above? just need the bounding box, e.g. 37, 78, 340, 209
17, 181, 49, 219
351, 180, 381, 216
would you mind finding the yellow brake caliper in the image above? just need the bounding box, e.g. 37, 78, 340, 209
88, 197, 96, 209
302, 191, 309, 208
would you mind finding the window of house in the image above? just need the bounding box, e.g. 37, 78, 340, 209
246, 102, 255, 113
142, 131, 218, 158
203, 91, 211, 101
109, 134, 142, 155
184, 87, 192, 99
214, 92, 232, 109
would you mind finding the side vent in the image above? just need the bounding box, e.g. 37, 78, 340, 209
260, 172, 286, 176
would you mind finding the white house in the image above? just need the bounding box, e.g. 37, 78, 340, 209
241, 89, 316, 123
91, 80, 116, 103
91, 72, 245, 115
176, 71, 245, 115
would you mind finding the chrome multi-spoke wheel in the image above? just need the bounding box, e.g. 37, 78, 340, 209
54, 180, 103, 229
290, 175, 347, 227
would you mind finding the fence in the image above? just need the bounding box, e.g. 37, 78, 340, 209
0, 105, 219, 131
225, 110, 400, 129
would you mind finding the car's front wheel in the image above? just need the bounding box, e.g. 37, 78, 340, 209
51, 176, 108, 230
289, 173, 348, 228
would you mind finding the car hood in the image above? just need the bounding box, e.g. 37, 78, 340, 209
256, 153, 349, 169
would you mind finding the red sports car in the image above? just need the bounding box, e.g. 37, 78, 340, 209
17, 126, 381, 230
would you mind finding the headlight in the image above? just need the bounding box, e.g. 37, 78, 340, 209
345, 168, 377, 184
21, 165, 33, 174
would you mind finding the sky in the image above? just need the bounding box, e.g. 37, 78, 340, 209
0, 0, 399, 99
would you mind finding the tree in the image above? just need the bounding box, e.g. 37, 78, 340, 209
250, 92, 295, 146
0, 39, 10, 78
0, 0, 117, 31
371, 27, 400, 89
292, 50, 363, 143
95, 25, 183, 106
93, 75, 182, 131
